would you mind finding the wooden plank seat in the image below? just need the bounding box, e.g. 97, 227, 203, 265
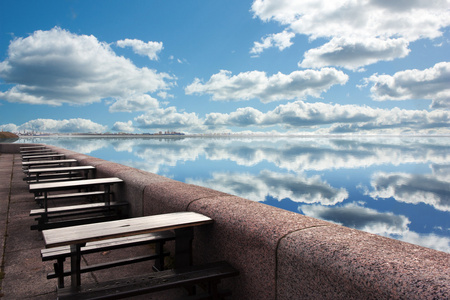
30, 199, 128, 231
21, 150, 55, 155
20, 145, 46, 150
34, 190, 108, 202
24, 173, 85, 184
24, 166, 96, 183
22, 153, 65, 161
22, 159, 77, 170
29, 177, 123, 210
56, 261, 239, 300
41, 231, 175, 288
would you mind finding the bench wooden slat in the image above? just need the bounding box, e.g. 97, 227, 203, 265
57, 261, 238, 300
30, 202, 128, 216
29, 177, 123, 193
47, 253, 170, 280
41, 231, 175, 260
26, 166, 95, 174
43, 212, 213, 248
26, 176, 85, 184
34, 190, 107, 201
22, 154, 65, 160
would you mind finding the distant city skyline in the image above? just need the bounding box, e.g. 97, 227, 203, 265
1, 0, 449, 135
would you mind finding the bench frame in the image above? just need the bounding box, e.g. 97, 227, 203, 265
42, 231, 175, 288
30, 201, 129, 231
56, 261, 238, 300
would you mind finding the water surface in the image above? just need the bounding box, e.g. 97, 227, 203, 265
20, 136, 450, 253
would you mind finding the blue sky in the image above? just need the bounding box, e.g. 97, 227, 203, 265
1, 0, 450, 135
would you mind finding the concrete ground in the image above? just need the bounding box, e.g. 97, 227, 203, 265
0, 153, 184, 299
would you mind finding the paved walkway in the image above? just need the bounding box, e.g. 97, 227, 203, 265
0, 153, 183, 299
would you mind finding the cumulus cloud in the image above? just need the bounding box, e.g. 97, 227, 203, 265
0, 123, 18, 132
299, 37, 410, 71
365, 62, 450, 109
15, 118, 107, 133
109, 94, 159, 112
204, 100, 450, 134
0, 27, 172, 108
368, 172, 450, 212
300, 202, 410, 235
250, 31, 295, 55
187, 170, 348, 205
300, 202, 449, 252
134, 106, 204, 132
185, 68, 348, 103
116, 39, 163, 60
112, 121, 135, 133
251, 0, 450, 67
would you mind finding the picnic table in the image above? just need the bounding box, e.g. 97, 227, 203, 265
25, 165, 96, 183
22, 153, 65, 161
29, 177, 125, 230
29, 177, 123, 209
20, 145, 46, 150
22, 158, 77, 170
42, 211, 214, 288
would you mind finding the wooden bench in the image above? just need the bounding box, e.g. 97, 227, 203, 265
41, 231, 175, 288
22, 153, 65, 161
56, 261, 239, 300
22, 159, 77, 170
20, 145, 46, 150
21, 149, 55, 155
29, 177, 123, 207
30, 201, 129, 231
42, 212, 214, 289
29, 178, 124, 231
24, 166, 96, 183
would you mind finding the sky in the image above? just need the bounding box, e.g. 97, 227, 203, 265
0, 0, 450, 135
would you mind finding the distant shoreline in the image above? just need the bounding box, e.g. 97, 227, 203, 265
16, 133, 450, 138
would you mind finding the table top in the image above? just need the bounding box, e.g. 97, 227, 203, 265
43, 211, 213, 248
20, 146, 46, 150
22, 154, 65, 159
22, 159, 77, 166
26, 165, 96, 174
29, 177, 123, 192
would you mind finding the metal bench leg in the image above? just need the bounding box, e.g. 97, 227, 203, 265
54, 257, 66, 288
70, 244, 84, 287
153, 241, 165, 271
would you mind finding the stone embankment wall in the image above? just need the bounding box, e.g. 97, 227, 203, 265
2, 143, 449, 299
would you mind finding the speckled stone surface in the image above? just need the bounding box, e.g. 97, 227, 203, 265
277, 225, 450, 299
188, 196, 331, 299
142, 181, 229, 215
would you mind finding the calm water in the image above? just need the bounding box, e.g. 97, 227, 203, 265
18, 136, 450, 253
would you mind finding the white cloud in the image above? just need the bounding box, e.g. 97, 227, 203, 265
299, 37, 410, 71
0, 123, 18, 132
134, 106, 204, 132
204, 100, 450, 134
252, 0, 450, 41
187, 170, 348, 205
366, 62, 450, 109
250, 31, 295, 55
0, 27, 173, 107
251, 0, 450, 67
300, 202, 449, 252
185, 68, 348, 103
368, 171, 450, 212
300, 202, 410, 235
109, 94, 159, 112
112, 121, 135, 133
16, 118, 107, 133
116, 38, 163, 60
